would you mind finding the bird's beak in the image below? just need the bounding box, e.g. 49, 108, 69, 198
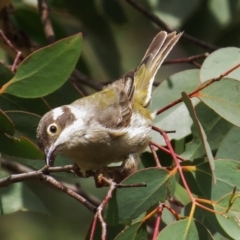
45, 145, 56, 166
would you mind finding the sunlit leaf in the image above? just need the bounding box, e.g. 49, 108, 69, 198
200, 47, 240, 83
204, 191, 240, 240
150, 69, 200, 146
181, 102, 233, 159
216, 126, 240, 160
157, 218, 214, 239
182, 92, 215, 183
195, 160, 240, 200
198, 78, 240, 127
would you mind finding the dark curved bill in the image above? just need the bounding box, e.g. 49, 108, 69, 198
45, 145, 55, 166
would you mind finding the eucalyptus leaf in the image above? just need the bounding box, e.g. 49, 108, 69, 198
203, 191, 240, 240
195, 160, 240, 200
198, 78, 240, 127
182, 92, 215, 183
0, 171, 48, 215
150, 69, 200, 146
1, 33, 82, 98
216, 126, 240, 160
157, 218, 214, 240
115, 222, 147, 240
0, 61, 50, 114
181, 102, 233, 160
0, 109, 15, 135
6, 111, 41, 141
0, 133, 43, 159
200, 47, 240, 83
105, 168, 170, 225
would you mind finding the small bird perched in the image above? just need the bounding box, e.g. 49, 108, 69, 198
37, 31, 182, 175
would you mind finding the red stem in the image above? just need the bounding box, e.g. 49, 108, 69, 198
157, 63, 240, 115
152, 205, 163, 240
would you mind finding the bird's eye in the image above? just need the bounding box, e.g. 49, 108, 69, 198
47, 123, 59, 136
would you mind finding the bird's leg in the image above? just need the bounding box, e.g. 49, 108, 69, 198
70, 163, 94, 178
121, 153, 139, 170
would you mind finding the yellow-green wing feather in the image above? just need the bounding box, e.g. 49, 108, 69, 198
134, 31, 183, 107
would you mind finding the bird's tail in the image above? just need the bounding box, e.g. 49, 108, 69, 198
134, 31, 183, 107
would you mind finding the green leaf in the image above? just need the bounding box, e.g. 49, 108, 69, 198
203, 192, 240, 240
200, 47, 240, 83
2, 154, 44, 170
115, 222, 147, 240
6, 111, 41, 141
195, 160, 240, 200
180, 160, 206, 197
181, 102, 233, 160
0, 133, 43, 159
150, 69, 200, 146
1, 33, 82, 98
0, 62, 14, 83
198, 78, 240, 127
157, 218, 214, 240
182, 92, 215, 183
0, 171, 48, 215
216, 126, 240, 160
0, 109, 15, 135
105, 168, 170, 225
0, 62, 50, 114
0, 95, 50, 115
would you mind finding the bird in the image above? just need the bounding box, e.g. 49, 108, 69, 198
36, 31, 182, 175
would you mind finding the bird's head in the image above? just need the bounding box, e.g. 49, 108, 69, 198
36, 106, 76, 166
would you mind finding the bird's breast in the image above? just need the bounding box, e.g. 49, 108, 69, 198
60, 111, 152, 171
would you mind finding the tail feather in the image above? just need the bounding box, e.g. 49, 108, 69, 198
134, 31, 183, 107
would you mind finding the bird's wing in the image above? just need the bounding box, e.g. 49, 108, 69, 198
96, 72, 135, 129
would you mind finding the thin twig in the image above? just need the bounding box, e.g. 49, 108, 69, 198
115, 182, 147, 188
152, 204, 163, 240
90, 176, 117, 240
149, 143, 161, 167
192, 61, 202, 68
150, 141, 186, 162
0, 30, 22, 72
0, 159, 97, 212
71, 69, 103, 91
163, 53, 209, 65
126, 0, 218, 51
38, 0, 55, 44
41, 174, 96, 212
153, 127, 194, 202
0, 30, 20, 56
157, 63, 240, 115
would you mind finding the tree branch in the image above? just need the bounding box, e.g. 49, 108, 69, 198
71, 69, 103, 92
38, 0, 55, 44
0, 159, 97, 212
126, 0, 218, 51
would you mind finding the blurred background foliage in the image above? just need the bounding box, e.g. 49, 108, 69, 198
0, 0, 240, 239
